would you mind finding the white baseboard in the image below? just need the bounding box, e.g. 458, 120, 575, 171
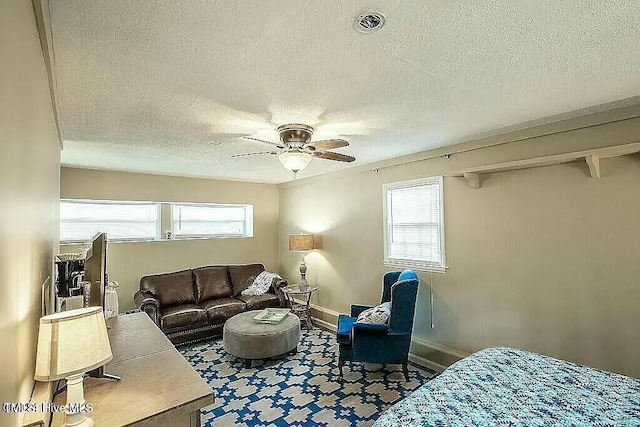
410, 335, 470, 360
312, 317, 337, 332
408, 353, 447, 373
309, 302, 341, 319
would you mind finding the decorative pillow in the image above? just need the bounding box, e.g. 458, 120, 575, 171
398, 269, 418, 282
356, 302, 391, 324
241, 271, 281, 296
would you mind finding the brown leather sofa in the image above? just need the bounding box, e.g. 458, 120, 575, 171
134, 263, 287, 345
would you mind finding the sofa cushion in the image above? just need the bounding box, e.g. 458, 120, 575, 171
140, 269, 196, 307
235, 293, 279, 311
161, 304, 207, 330
228, 264, 265, 296
200, 298, 246, 323
193, 266, 233, 302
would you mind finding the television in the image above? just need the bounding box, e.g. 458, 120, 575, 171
84, 232, 119, 380
84, 232, 107, 310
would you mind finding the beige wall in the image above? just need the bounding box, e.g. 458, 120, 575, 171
278, 114, 640, 378
0, 1, 61, 426
60, 168, 280, 312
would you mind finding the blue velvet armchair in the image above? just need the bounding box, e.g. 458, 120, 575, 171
336, 270, 419, 381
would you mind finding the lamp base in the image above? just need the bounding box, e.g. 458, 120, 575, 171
299, 255, 309, 291
64, 373, 94, 427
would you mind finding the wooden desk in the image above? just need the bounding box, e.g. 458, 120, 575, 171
52, 312, 213, 427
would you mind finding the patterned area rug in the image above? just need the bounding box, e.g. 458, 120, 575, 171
179, 328, 436, 426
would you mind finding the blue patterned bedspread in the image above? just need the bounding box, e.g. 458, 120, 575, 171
374, 347, 640, 426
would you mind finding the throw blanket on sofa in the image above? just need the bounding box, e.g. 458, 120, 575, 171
374, 347, 640, 427
241, 271, 281, 296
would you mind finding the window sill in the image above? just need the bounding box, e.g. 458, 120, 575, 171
60, 235, 253, 245
383, 261, 447, 274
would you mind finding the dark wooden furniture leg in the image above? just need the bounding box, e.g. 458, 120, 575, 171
402, 362, 409, 381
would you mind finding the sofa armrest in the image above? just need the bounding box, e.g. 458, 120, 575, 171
350, 304, 372, 317
271, 277, 289, 307
134, 290, 161, 327
353, 322, 389, 335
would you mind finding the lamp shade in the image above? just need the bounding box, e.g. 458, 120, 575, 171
278, 151, 312, 172
289, 234, 315, 252
35, 307, 112, 381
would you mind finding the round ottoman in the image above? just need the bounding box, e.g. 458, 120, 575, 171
223, 310, 300, 368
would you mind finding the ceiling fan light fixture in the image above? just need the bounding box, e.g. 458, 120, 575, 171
236, 123, 353, 172
278, 150, 312, 172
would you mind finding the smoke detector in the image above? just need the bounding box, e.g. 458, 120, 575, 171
354, 12, 386, 33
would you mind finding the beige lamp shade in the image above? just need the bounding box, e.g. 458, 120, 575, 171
35, 307, 113, 381
289, 234, 315, 252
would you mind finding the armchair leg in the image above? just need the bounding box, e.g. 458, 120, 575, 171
338, 359, 345, 379
402, 362, 409, 382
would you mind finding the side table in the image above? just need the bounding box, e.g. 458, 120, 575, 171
281, 285, 318, 330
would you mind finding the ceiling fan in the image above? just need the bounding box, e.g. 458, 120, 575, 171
232, 124, 355, 173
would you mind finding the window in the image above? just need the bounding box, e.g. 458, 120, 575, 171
171, 203, 253, 238
60, 199, 254, 242
383, 177, 445, 272
60, 200, 160, 242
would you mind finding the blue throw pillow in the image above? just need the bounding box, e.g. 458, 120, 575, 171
398, 269, 418, 282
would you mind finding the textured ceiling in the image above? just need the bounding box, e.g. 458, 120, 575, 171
50, 0, 640, 183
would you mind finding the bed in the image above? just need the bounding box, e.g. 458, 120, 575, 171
373, 347, 640, 426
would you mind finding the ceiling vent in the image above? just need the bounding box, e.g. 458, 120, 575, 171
354, 12, 386, 33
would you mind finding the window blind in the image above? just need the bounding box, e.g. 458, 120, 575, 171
384, 178, 444, 269
60, 200, 160, 242
172, 203, 253, 238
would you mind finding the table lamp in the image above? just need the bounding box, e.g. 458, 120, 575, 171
35, 307, 113, 427
289, 233, 315, 290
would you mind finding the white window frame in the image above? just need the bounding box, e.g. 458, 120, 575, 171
171, 202, 254, 239
60, 199, 161, 243
383, 176, 446, 273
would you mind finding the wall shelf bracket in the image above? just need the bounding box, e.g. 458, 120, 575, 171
463, 172, 481, 189
585, 155, 601, 178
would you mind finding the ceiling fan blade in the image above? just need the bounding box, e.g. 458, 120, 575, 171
231, 151, 278, 158
307, 139, 349, 150
313, 151, 356, 162
243, 136, 286, 148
